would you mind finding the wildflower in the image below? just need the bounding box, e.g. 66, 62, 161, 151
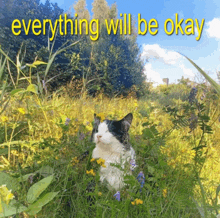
188, 87, 198, 104
131, 198, 143, 205
11, 150, 18, 156
113, 191, 120, 201
0, 185, 15, 212
130, 159, 137, 171
136, 199, 143, 205
90, 169, 96, 176
98, 192, 102, 196
134, 100, 138, 107
65, 118, 71, 126
1, 116, 8, 123
90, 158, 95, 162
18, 107, 25, 115
96, 113, 105, 122
55, 156, 59, 160
137, 171, 145, 192
86, 169, 96, 176
162, 189, 168, 198
97, 158, 105, 165
86, 170, 90, 174
101, 164, 106, 168
71, 157, 79, 166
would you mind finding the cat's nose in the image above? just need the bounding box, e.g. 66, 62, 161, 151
97, 135, 102, 140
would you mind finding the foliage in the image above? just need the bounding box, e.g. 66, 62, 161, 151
0, 171, 57, 217
0, 79, 219, 216
0, 0, 147, 97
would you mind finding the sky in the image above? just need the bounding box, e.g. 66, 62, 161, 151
41, 0, 220, 86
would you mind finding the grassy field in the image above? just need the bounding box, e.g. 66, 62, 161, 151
0, 88, 220, 217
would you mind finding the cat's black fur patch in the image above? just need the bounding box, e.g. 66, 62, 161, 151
91, 113, 133, 150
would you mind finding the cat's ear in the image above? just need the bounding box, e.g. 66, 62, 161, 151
122, 113, 133, 124
121, 113, 133, 131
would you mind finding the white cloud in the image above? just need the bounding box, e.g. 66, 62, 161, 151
144, 63, 163, 86
142, 44, 181, 65
206, 18, 220, 39
142, 44, 196, 84
179, 64, 195, 79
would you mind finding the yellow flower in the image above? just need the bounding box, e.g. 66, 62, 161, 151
131, 198, 143, 205
162, 189, 168, 198
90, 169, 96, 176
0, 185, 14, 209
134, 100, 138, 107
71, 157, 79, 165
137, 199, 143, 204
86, 170, 90, 174
55, 156, 59, 160
97, 113, 105, 122
90, 158, 95, 162
5, 192, 14, 204
101, 164, 106, 168
86, 169, 96, 176
98, 192, 102, 196
97, 158, 105, 165
1, 116, 8, 123
11, 150, 18, 156
18, 108, 25, 115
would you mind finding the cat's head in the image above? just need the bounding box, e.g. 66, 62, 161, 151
91, 113, 133, 150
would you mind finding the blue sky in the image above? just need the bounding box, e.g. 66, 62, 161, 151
41, 0, 220, 86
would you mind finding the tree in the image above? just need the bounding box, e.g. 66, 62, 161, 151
92, 0, 110, 24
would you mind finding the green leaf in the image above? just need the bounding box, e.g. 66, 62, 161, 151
25, 206, 42, 216
32, 60, 47, 66
148, 165, 155, 174
26, 175, 54, 204
181, 53, 220, 96
0, 172, 19, 191
37, 72, 43, 95
10, 88, 25, 96
0, 200, 27, 218
216, 184, 220, 198
44, 40, 80, 80
27, 84, 38, 94
0, 56, 6, 81
27, 192, 59, 216
39, 166, 54, 177
0, 148, 9, 155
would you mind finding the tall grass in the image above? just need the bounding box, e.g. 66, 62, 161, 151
0, 49, 219, 217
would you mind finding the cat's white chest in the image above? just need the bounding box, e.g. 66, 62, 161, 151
92, 142, 123, 164
92, 142, 135, 190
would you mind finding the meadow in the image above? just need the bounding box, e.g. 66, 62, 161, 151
0, 63, 220, 218
0, 26, 220, 217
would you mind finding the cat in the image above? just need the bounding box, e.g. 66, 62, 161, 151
91, 113, 137, 190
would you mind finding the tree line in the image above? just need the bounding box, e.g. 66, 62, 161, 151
0, 0, 149, 97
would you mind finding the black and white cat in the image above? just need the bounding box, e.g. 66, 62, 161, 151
91, 113, 137, 190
